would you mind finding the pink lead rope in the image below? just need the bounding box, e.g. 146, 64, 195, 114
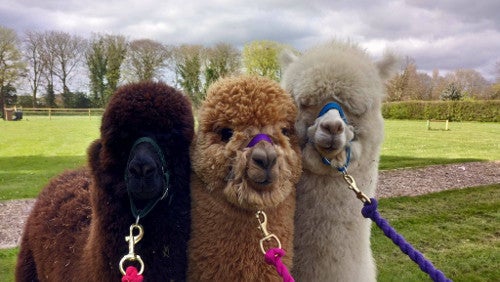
121, 266, 143, 282
256, 211, 295, 282
265, 248, 295, 282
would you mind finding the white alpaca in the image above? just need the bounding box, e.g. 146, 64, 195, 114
281, 41, 397, 282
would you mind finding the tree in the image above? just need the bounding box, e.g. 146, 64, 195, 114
495, 61, 500, 83
0, 26, 25, 119
490, 61, 500, 99
45, 82, 56, 107
125, 39, 169, 82
23, 30, 45, 107
43, 31, 87, 107
242, 40, 284, 81
86, 34, 127, 107
1, 83, 17, 107
386, 72, 407, 101
203, 43, 240, 92
452, 69, 490, 99
86, 35, 107, 106
386, 57, 432, 101
440, 82, 462, 101
430, 69, 448, 100
104, 35, 127, 102
40, 32, 57, 104
70, 91, 92, 108
174, 44, 204, 107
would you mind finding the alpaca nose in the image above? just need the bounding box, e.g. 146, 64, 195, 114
251, 145, 277, 171
128, 156, 157, 178
320, 119, 345, 135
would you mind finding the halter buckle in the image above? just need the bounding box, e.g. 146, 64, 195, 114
256, 211, 282, 254
119, 224, 145, 275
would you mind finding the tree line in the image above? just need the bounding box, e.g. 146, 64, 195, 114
1, 25, 499, 119
386, 57, 499, 101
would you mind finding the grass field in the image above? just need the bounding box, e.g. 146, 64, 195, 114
373, 184, 499, 282
379, 120, 500, 170
1, 117, 498, 200
0, 116, 100, 200
1, 185, 498, 281
0, 117, 499, 281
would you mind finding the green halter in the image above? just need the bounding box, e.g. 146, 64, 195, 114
124, 137, 170, 220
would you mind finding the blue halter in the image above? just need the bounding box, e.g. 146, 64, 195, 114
317, 102, 351, 173
317, 102, 348, 124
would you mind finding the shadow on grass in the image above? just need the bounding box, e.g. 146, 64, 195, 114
0, 155, 86, 200
379, 155, 485, 170
0, 155, 86, 171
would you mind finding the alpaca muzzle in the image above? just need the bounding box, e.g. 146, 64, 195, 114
316, 102, 352, 172
125, 137, 170, 219
246, 134, 278, 187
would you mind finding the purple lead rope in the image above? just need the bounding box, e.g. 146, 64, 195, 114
318, 101, 451, 281
362, 198, 452, 282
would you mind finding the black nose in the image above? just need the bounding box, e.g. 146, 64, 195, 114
128, 155, 158, 178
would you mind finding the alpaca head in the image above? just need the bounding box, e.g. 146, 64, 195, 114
192, 75, 302, 211
280, 41, 397, 174
91, 81, 194, 204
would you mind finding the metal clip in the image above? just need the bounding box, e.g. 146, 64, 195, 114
256, 211, 282, 254
119, 223, 145, 275
342, 173, 371, 204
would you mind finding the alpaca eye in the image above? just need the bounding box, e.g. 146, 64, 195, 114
219, 128, 233, 143
281, 127, 290, 137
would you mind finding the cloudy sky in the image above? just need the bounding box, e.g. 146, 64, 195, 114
1, 0, 499, 81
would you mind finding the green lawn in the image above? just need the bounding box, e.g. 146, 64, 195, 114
1, 118, 498, 200
0, 117, 499, 281
0, 116, 100, 200
380, 120, 500, 170
2, 185, 498, 281
0, 248, 17, 282
373, 184, 499, 282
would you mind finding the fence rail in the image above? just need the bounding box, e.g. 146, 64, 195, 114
4, 107, 105, 120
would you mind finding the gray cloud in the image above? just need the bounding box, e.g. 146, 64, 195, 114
1, 0, 499, 80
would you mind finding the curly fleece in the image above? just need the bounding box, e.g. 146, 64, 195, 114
188, 75, 302, 281
16, 81, 194, 281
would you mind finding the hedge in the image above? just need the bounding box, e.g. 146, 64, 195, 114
382, 100, 500, 122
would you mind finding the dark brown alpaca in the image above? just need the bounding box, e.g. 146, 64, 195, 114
15, 81, 194, 281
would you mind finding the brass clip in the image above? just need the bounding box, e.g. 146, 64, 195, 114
342, 173, 371, 204
256, 211, 282, 254
119, 223, 145, 275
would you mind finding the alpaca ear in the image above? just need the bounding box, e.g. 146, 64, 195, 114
376, 51, 399, 81
280, 49, 298, 70
87, 139, 102, 170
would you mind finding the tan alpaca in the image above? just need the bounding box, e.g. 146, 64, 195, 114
188, 75, 302, 281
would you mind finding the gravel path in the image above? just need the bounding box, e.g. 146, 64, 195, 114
1, 161, 499, 249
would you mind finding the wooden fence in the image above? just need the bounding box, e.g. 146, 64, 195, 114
3, 107, 105, 120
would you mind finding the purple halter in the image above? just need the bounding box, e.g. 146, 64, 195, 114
247, 133, 273, 148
